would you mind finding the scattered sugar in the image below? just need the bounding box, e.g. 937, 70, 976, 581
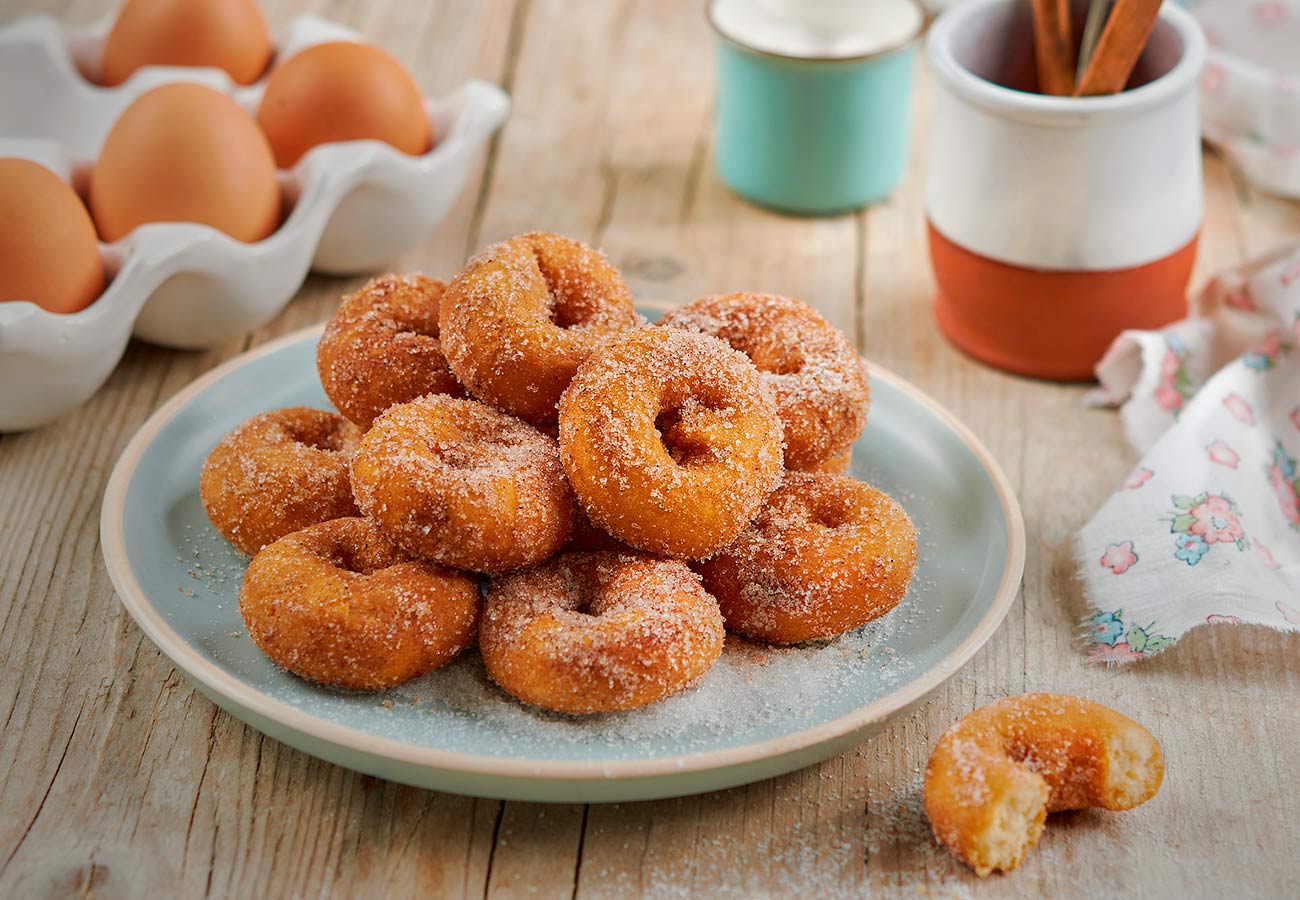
311, 600, 916, 758
865, 773, 975, 899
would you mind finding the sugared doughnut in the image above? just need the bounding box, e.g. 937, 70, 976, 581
659, 293, 869, 470
350, 394, 575, 574
200, 407, 361, 555
239, 518, 479, 690
316, 273, 464, 428
698, 472, 916, 643
558, 328, 784, 560
439, 232, 641, 425
480, 551, 725, 714
924, 693, 1164, 877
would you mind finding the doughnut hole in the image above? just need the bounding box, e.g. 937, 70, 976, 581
281, 414, 355, 453
654, 394, 734, 467
807, 489, 857, 529
322, 529, 398, 577
741, 334, 805, 376
533, 244, 608, 329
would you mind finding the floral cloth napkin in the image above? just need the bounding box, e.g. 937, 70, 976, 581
1187, 0, 1300, 198
1076, 242, 1300, 662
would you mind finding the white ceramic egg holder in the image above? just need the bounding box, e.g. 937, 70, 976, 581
0, 14, 510, 431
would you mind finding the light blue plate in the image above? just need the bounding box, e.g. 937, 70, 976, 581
101, 323, 1024, 802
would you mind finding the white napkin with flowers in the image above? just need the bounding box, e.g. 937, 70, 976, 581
1189, 0, 1300, 199
1076, 242, 1300, 662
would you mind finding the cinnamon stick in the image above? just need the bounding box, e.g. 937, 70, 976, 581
1032, 0, 1075, 96
1074, 0, 1163, 96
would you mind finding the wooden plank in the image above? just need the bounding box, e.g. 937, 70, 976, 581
484, 803, 586, 899
2, 1, 1300, 898
0, 1, 518, 897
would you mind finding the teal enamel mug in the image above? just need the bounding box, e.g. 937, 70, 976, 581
709, 0, 924, 215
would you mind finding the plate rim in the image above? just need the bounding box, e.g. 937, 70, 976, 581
100, 323, 1025, 783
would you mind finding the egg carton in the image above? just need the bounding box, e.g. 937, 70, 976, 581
0, 14, 510, 431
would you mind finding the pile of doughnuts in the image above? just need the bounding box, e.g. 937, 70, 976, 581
200, 232, 919, 713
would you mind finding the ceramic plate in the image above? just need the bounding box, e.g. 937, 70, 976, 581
101, 323, 1024, 802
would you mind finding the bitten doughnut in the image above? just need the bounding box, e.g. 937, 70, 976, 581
239, 518, 479, 690
316, 273, 464, 428
924, 693, 1164, 877
480, 551, 725, 714
558, 328, 784, 560
659, 293, 869, 470
200, 407, 361, 555
440, 232, 641, 425
350, 394, 575, 573
698, 472, 917, 643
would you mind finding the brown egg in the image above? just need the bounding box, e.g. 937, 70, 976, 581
0, 158, 104, 314
99, 0, 272, 87
91, 83, 281, 243
257, 41, 432, 168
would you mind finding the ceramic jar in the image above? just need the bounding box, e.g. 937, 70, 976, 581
925, 0, 1207, 380
709, 0, 924, 215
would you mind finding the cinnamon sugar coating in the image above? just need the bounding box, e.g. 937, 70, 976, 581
350, 394, 575, 574
924, 693, 1164, 877
200, 406, 362, 555
558, 328, 785, 561
480, 551, 725, 714
659, 293, 869, 470
240, 518, 480, 690
699, 472, 917, 644
439, 232, 641, 425
317, 273, 465, 428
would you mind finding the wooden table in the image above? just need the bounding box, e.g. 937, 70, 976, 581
3, 1, 1298, 897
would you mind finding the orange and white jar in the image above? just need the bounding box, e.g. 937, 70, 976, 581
925, 0, 1207, 381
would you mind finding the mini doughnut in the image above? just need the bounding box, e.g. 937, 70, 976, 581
316, 273, 464, 428
924, 693, 1164, 877
440, 232, 641, 425
659, 293, 869, 470
200, 407, 361, 555
350, 394, 575, 573
698, 472, 917, 643
480, 551, 725, 714
239, 518, 479, 690
558, 328, 784, 560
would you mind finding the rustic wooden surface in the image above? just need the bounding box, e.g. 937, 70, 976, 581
2, 1, 1299, 897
